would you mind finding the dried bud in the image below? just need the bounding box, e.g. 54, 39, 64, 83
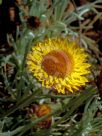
35, 104, 51, 116
27, 104, 52, 129
27, 16, 41, 29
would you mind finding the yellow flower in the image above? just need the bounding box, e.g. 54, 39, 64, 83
27, 37, 91, 94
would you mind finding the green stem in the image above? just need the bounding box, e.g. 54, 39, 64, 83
11, 126, 24, 136
53, 87, 97, 127
0, 92, 74, 118
17, 108, 61, 136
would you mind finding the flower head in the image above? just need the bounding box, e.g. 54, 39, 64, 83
27, 104, 52, 129
27, 37, 91, 94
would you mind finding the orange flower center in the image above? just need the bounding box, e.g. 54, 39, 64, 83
41, 50, 73, 78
